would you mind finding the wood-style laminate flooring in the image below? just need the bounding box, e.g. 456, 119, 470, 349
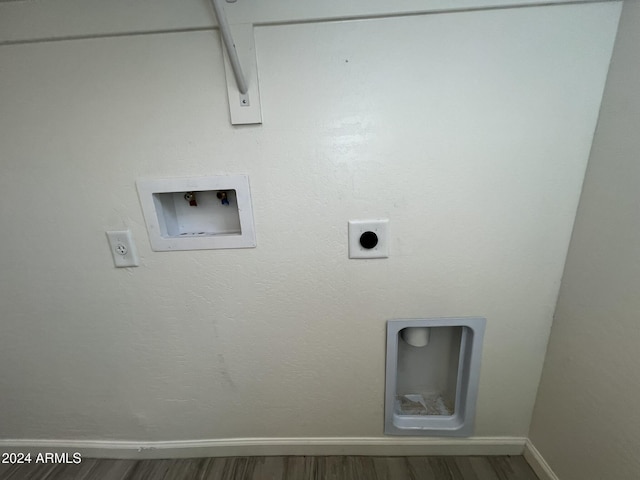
0, 456, 539, 480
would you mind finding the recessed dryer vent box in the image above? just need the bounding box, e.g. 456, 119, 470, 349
385, 317, 486, 437
136, 175, 256, 251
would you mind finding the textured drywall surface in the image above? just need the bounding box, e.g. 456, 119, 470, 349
0, 3, 620, 441
529, 1, 640, 478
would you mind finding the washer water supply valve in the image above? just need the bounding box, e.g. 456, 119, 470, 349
217, 191, 230, 205
184, 192, 197, 206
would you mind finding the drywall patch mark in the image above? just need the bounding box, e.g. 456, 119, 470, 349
217, 353, 236, 390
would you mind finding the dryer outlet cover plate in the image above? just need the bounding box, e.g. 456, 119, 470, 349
348, 219, 389, 259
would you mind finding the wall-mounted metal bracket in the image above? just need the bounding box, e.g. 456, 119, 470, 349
210, 0, 262, 125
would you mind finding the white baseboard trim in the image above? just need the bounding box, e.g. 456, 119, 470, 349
523, 439, 559, 480
0, 436, 526, 459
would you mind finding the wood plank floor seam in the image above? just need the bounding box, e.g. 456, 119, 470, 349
0, 456, 539, 480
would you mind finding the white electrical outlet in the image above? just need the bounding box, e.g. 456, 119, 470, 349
348, 219, 389, 259
106, 230, 139, 267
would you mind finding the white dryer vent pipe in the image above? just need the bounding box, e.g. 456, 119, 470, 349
401, 327, 430, 347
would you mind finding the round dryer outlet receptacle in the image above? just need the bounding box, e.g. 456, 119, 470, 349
348, 219, 389, 259
359, 231, 379, 249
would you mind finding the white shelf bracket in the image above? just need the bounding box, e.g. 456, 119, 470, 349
210, 0, 262, 125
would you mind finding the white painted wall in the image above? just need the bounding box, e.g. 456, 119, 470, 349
529, 1, 640, 478
0, 0, 606, 44
0, 2, 620, 442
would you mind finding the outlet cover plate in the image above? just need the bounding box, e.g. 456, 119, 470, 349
106, 230, 139, 267
348, 219, 389, 259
